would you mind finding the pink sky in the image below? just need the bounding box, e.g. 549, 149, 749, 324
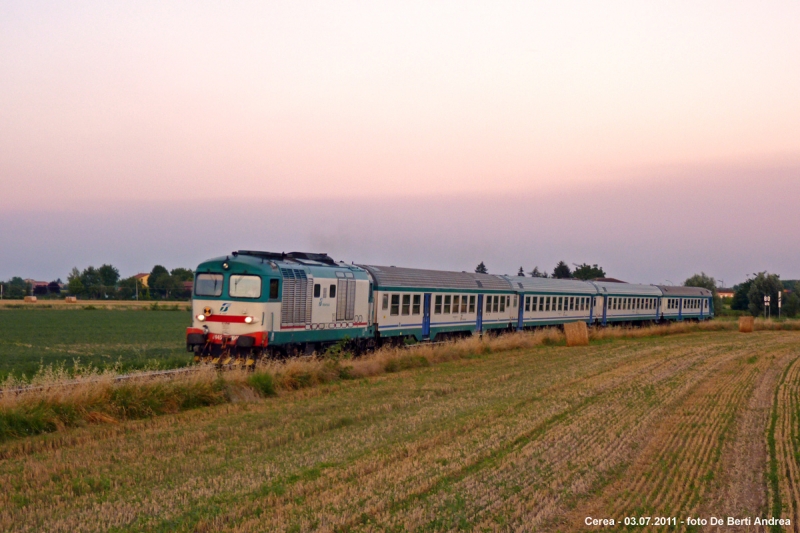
1, 1, 799, 283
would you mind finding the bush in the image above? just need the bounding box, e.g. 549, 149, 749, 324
247, 372, 277, 397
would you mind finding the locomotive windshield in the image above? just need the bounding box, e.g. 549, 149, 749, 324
229, 275, 262, 298
195, 273, 223, 296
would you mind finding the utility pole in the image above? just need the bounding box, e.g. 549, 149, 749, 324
764, 295, 771, 320
778, 292, 782, 319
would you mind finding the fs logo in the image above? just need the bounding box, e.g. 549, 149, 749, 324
220, 303, 230, 313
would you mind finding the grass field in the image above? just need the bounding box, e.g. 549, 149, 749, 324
0, 308, 192, 379
1, 328, 799, 532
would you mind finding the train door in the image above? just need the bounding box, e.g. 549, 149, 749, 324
517, 294, 524, 331
476, 294, 484, 333
422, 293, 431, 339
602, 295, 608, 326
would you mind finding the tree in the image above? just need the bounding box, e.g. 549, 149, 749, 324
684, 272, 720, 314
5, 277, 27, 299
80, 266, 103, 298
117, 276, 144, 300
731, 279, 753, 311
98, 264, 120, 289
475, 262, 488, 274
517, 267, 525, 277
552, 261, 572, 279
67, 268, 84, 296
746, 272, 783, 317
170, 268, 194, 282
573, 263, 606, 281
149, 265, 173, 298
530, 267, 549, 278
33, 284, 48, 296
783, 292, 800, 318
47, 281, 61, 295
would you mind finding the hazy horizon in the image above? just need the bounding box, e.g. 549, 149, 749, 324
1, 1, 799, 287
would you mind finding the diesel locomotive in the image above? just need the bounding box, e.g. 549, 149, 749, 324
186, 250, 713, 364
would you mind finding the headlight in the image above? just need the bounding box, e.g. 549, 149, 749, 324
196, 314, 205, 321
244, 316, 254, 324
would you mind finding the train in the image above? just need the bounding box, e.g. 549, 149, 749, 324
185, 250, 713, 364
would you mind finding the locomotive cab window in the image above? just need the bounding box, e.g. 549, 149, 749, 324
195, 273, 223, 297
330, 284, 336, 298
314, 283, 321, 298
229, 275, 261, 298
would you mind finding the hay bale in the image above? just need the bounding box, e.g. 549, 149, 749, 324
564, 321, 589, 347
65, 296, 77, 303
739, 316, 754, 333
23, 296, 37, 303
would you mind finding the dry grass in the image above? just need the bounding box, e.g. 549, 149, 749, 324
769, 356, 800, 529
740, 316, 755, 333
3, 320, 800, 447
2, 331, 799, 531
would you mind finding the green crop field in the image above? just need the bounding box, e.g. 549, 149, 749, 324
2, 329, 800, 532
0, 308, 193, 379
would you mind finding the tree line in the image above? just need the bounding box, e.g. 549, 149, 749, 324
0, 264, 195, 300
475, 261, 606, 280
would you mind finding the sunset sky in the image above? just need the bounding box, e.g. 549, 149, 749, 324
1, 1, 799, 284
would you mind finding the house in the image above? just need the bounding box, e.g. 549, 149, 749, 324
133, 273, 150, 287
718, 288, 735, 299
23, 279, 49, 289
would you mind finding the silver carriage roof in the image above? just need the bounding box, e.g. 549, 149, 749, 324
590, 280, 663, 297
358, 265, 512, 291
655, 285, 713, 297
502, 275, 598, 295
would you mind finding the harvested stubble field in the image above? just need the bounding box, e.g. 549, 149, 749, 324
2, 326, 800, 532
